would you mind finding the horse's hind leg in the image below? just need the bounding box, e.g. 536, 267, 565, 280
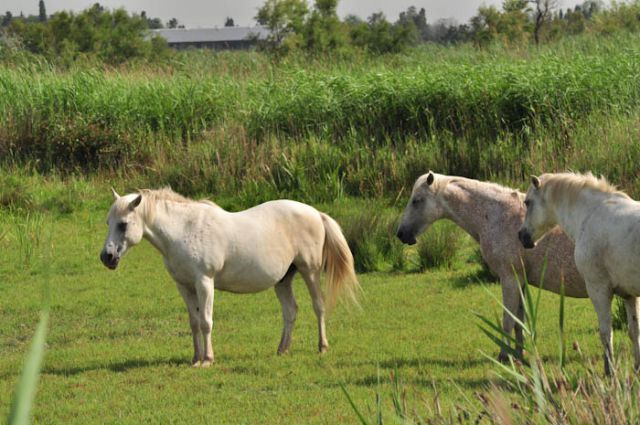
301, 270, 329, 353
275, 269, 298, 355
176, 282, 204, 367
624, 296, 640, 371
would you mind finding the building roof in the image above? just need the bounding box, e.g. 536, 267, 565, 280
151, 27, 270, 44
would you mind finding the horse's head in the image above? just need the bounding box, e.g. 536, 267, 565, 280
518, 175, 556, 249
100, 188, 144, 270
396, 171, 444, 245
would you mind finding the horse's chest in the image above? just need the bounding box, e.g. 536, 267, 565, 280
163, 256, 199, 285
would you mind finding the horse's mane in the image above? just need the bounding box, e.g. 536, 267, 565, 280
541, 172, 630, 203
421, 174, 518, 199
136, 188, 219, 222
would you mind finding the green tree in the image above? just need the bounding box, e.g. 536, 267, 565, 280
255, 0, 308, 54
8, 4, 169, 64
349, 12, 415, 54
141, 11, 164, 29
470, 6, 500, 46
303, 0, 346, 52
167, 17, 178, 28
498, 0, 530, 45
224, 17, 235, 27
529, 0, 556, 44
566, 8, 586, 33
2, 11, 13, 27
38, 0, 47, 22
398, 6, 428, 41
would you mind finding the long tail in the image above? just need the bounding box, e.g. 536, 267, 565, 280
320, 213, 360, 309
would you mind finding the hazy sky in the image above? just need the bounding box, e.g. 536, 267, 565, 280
4, 0, 581, 27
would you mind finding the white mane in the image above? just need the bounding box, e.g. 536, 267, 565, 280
540, 172, 630, 204
130, 188, 219, 223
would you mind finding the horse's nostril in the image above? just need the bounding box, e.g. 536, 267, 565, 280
397, 230, 404, 239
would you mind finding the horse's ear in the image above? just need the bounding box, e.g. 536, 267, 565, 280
426, 172, 434, 186
128, 194, 142, 211
531, 175, 541, 189
111, 187, 120, 200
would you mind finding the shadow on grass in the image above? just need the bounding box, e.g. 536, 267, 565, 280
42, 356, 186, 376
450, 266, 498, 289
352, 374, 498, 391
336, 356, 492, 370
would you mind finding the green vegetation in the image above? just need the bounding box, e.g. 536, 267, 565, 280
1, 4, 169, 65
344, 279, 640, 424
0, 202, 611, 423
2, 2, 640, 420
1, 33, 640, 203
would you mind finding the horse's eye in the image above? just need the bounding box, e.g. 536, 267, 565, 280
412, 198, 422, 206
524, 200, 531, 208
117, 222, 128, 233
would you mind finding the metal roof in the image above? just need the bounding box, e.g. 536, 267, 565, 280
151, 27, 270, 44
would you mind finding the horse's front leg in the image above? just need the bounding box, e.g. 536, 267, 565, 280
195, 276, 215, 367
586, 282, 614, 375
498, 276, 523, 363
176, 282, 203, 366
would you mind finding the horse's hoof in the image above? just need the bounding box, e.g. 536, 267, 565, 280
191, 361, 201, 368
497, 352, 510, 364
277, 348, 290, 356
200, 360, 214, 368
319, 345, 329, 354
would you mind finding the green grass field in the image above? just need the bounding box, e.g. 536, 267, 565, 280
2, 31, 640, 423
0, 203, 621, 423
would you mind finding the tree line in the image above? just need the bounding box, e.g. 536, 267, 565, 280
255, 0, 640, 54
1, 0, 639, 64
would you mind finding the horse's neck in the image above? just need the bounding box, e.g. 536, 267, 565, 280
439, 180, 512, 241
551, 190, 607, 241
142, 201, 218, 257
142, 205, 174, 257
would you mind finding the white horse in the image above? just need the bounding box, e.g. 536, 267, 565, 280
519, 172, 640, 374
100, 188, 359, 367
397, 172, 586, 361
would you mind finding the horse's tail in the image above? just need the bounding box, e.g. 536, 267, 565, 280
320, 213, 360, 310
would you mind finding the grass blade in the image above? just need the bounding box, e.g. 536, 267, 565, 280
8, 310, 50, 425
339, 382, 371, 425
559, 281, 566, 370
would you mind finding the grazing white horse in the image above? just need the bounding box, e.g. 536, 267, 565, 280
100, 188, 359, 367
519, 172, 640, 374
396, 172, 586, 361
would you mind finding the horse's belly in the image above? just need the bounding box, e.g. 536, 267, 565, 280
215, 276, 278, 293
214, 267, 284, 294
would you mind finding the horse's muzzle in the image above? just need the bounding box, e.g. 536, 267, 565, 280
100, 250, 120, 270
396, 229, 417, 245
518, 229, 535, 249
